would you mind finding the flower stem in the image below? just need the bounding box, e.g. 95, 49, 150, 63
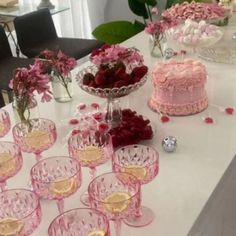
58, 74, 72, 98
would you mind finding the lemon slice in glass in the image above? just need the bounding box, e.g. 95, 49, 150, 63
87, 230, 106, 236
25, 130, 50, 149
0, 152, 15, 177
103, 192, 131, 214
77, 146, 103, 164
123, 165, 147, 181
0, 217, 24, 236
49, 177, 76, 196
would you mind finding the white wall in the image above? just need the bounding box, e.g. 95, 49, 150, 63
104, 0, 137, 22
104, 0, 167, 23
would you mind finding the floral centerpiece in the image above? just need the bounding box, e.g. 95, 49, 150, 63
78, 44, 148, 128
82, 44, 148, 89
145, 14, 178, 57
9, 63, 52, 124
36, 49, 77, 102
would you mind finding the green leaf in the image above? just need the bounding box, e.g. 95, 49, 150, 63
92, 21, 143, 44
128, 0, 148, 18
137, 0, 157, 6
134, 20, 146, 31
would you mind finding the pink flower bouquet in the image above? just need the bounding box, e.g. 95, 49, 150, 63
9, 63, 52, 123
145, 17, 179, 56
36, 49, 77, 99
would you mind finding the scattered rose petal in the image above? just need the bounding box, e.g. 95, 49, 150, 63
93, 112, 103, 121
180, 50, 187, 55
204, 117, 214, 124
78, 103, 86, 110
69, 119, 79, 125
72, 129, 80, 136
225, 107, 234, 115
91, 103, 100, 109
99, 123, 109, 132
161, 115, 170, 123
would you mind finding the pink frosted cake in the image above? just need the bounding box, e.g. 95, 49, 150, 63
149, 59, 208, 116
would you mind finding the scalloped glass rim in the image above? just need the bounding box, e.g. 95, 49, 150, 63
76, 65, 148, 99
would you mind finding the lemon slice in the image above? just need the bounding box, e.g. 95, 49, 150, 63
0, 217, 24, 236
123, 165, 147, 181
25, 130, 50, 149
87, 230, 106, 236
103, 192, 131, 214
0, 153, 15, 177
77, 146, 103, 165
49, 177, 76, 196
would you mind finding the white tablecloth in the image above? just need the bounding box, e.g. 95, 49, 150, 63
2, 16, 236, 236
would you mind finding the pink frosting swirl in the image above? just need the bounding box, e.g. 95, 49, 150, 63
152, 59, 207, 91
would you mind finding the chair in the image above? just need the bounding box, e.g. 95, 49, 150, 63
0, 25, 33, 106
13, 8, 104, 59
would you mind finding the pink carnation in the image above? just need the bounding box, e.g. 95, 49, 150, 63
9, 63, 52, 103
90, 44, 143, 66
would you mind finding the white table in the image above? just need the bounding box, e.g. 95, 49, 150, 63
2, 18, 236, 236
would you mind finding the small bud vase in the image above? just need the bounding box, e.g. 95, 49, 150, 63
12, 95, 39, 124
149, 35, 165, 58
51, 72, 73, 103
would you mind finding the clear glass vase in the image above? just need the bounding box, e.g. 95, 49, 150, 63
12, 95, 39, 124
149, 35, 165, 58
51, 72, 73, 103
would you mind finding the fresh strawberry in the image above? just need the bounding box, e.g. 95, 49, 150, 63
131, 65, 148, 78
114, 80, 126, 88
95, 74, 106, 86
114, 67, 126, 78
88, 80, 97, 88
133, 77, 141, 83
120, 72, 130, 81
83, 73, 94, 85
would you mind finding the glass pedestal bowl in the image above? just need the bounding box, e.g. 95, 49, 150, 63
166, 24, 223, 54
76, 65, 147, 128
196, 26, 236, 64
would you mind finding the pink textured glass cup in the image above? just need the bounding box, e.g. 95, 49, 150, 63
0, 109, 11, 138
68, 130, 113, 206
30, 156, 82, 213
0, 189, 42, 236
48, 208, 110, 236
113, 145, 159, 227
88, 172, 141, 236
12, 118, 57, 162
0, 141, 23, 191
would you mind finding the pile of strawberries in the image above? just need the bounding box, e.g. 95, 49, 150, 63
109, 109, 153, 147
82, 62, 148, 89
